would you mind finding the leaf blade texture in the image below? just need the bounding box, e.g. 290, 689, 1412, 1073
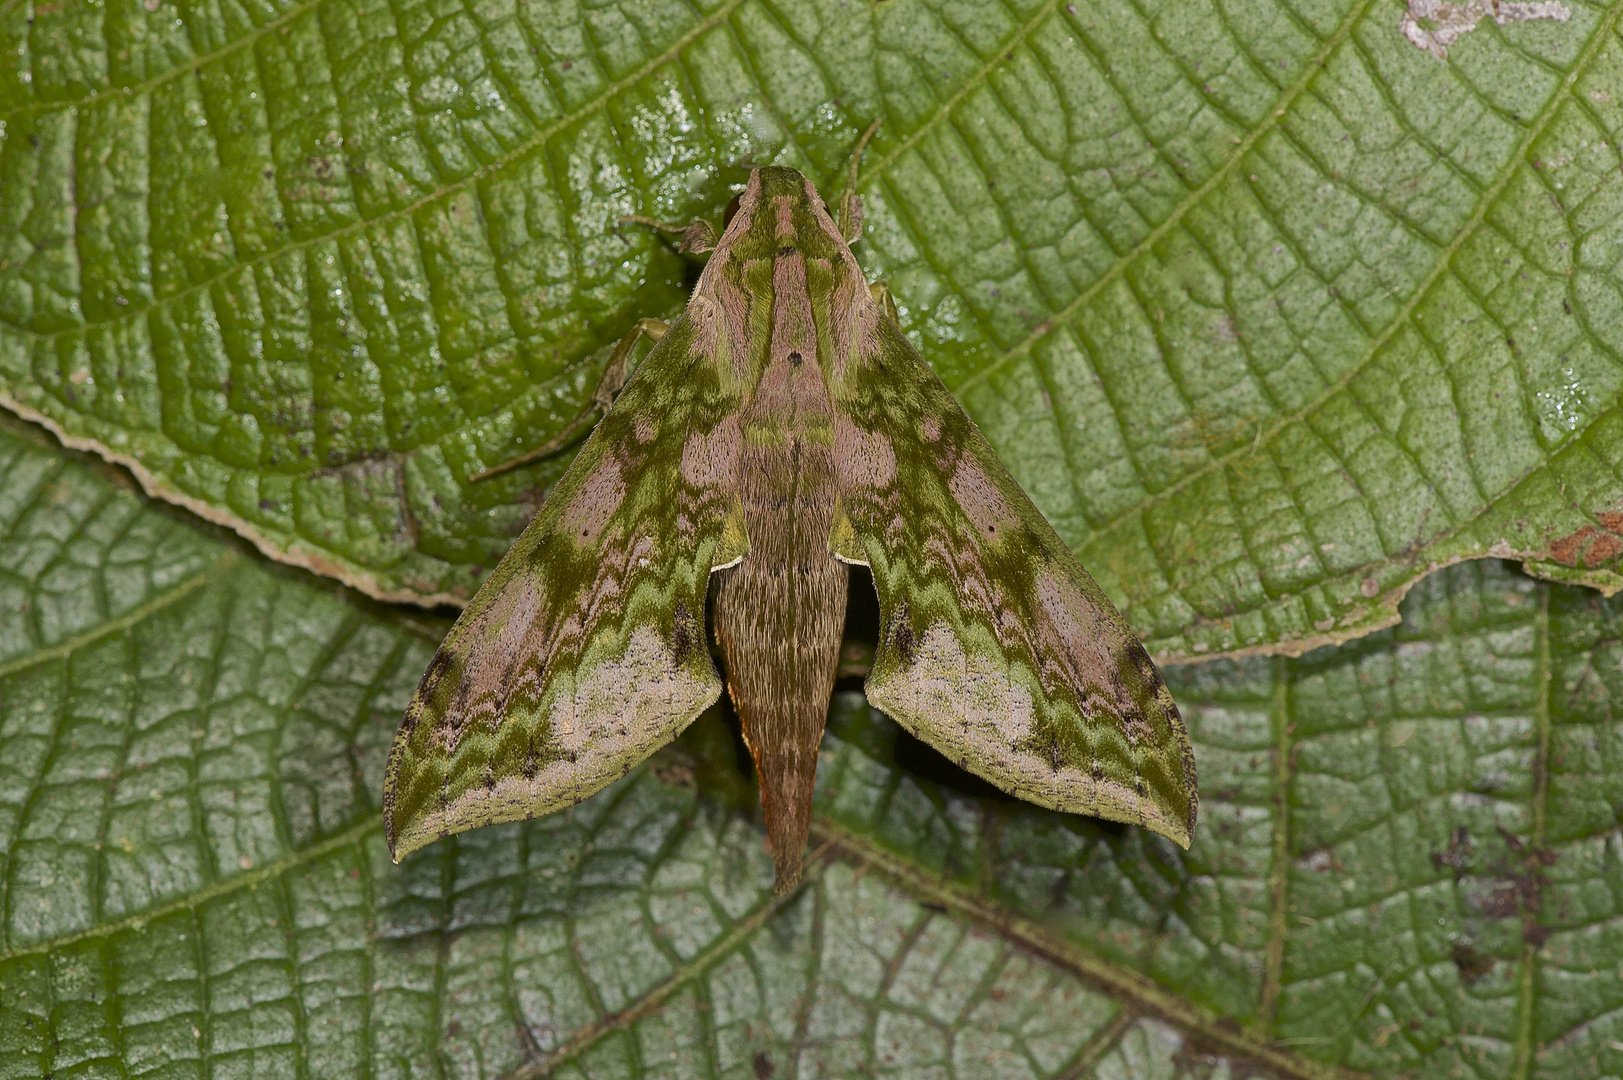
2, 0, 1620, 655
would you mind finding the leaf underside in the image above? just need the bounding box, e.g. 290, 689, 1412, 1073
5, 417, 1623, 1080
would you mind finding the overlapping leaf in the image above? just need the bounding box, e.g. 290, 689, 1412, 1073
3, 0, 1620, 654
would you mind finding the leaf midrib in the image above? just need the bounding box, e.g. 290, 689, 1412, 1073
0, 816, 379, 963
807, 826, 1362, 1080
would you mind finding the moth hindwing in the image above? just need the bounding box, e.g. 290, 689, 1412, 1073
384, 166, 1198, 891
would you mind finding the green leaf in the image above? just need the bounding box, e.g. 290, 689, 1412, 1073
6, 366, 1623, 1078
3, 0, 1621, 654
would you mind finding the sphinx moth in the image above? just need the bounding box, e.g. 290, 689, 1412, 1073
384, 159, 1197, 892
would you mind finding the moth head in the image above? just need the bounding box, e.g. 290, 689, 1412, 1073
722, 166, 853, 266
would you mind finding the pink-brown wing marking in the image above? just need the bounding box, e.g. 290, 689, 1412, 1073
831, 311, 1198, 847
383, 314, 744, 861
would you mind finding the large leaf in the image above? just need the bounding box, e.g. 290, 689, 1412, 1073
3, 0, 1622, 655
5, 375, 1623, 1077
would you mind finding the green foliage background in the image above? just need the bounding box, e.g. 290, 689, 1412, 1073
3, 0, 1623, 1076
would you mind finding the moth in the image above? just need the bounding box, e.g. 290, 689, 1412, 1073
384, 143, 1197, 892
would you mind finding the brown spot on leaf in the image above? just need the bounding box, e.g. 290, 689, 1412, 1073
1548, 522, 1623, 568
753, 1051, 776, 1079
1450, 941, 1495, 984
1431, 826, 1474, 881
1473, 883, 1521, 920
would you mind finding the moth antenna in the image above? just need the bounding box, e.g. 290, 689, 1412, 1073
839, 118, 883, 243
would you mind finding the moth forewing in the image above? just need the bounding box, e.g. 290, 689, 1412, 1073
384, 163, 1197, 884
382, 308, 743, 862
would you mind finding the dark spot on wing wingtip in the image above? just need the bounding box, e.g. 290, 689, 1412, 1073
382, 787, 399, 857
401, 649, 457, 735
1183, 733, 1200, 836
777, 244, 797, 257
788, 350, 803, 366
1125, 640, 1157, 681
672, 601, 703, 666
888, 601, 916, 665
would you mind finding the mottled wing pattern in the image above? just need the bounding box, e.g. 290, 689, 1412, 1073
832, 311, 1198, 847
384, 316, 746, 861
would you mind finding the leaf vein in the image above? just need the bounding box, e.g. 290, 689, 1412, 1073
1040, 0, 1623, 577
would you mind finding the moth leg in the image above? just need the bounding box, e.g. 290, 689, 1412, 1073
868, 281, 901, 328
471, 318, 669, 482
619, 215, 718, 255
592, 317, 668, 412
837, 118, 883, 244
